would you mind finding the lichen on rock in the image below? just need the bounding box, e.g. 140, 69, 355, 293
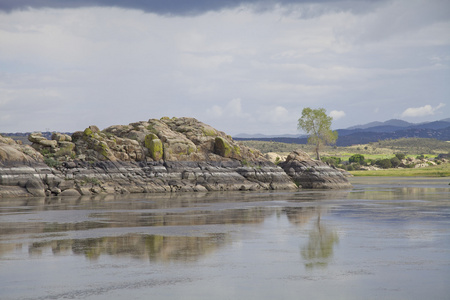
145, 134, 163, 161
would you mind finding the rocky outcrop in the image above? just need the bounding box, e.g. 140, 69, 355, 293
0, 117, 351, 198
279, 150, 352, 189
0, 159, 297, 198
68, 117, 261, 163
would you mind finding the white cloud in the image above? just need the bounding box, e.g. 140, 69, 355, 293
401, 103, 446, 118
329, 110, 346, 120
258, 105, 291, 124
206, 105, 223, 117
226, 98, 246, 117
206, 98, 249, 119
0, 2, 449, 133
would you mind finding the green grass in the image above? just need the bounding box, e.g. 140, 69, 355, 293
349, 163, 450, 177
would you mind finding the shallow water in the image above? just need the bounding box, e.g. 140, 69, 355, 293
1, 177, 449, 300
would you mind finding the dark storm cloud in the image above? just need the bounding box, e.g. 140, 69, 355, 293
0, 0, 381, 15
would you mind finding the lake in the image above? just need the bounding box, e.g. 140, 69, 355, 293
1, 177, 449, 300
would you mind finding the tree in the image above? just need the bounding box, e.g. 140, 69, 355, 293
349, 154, 365, 164
298, 107, 338, 160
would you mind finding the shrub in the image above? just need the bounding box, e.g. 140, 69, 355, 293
44, 157, 60, 168
376, 158, 392, 169
40, 148, 52, 156
321, 156, 341, 167
349, 154, 365, 164
364, 159, 375, 166
395, 153, 406, 160
390, 157, 401, 168
55, 146, 74, 157
351, 163, 362, 170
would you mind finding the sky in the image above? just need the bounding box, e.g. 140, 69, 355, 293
0, 0, 449, 136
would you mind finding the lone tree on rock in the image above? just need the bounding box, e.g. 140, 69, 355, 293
298, 107, 338, 160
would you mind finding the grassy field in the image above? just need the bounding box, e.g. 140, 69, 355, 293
349, 163, 450, 177
239, 138, 450, 177
239, 139, 448, 160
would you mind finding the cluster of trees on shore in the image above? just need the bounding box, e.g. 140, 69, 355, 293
322, 153, 445, 171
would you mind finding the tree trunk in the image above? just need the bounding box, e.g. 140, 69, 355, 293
315, 144, 320, 161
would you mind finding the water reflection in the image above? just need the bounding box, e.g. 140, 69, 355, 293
1, 178, 449, 300
301, 213, 339, 269
27, 233, 228, 262
0, 191, 343, 264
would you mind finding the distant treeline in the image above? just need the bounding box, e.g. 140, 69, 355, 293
239, 138, 450, 155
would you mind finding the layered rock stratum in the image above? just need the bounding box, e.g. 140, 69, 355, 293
0, 117, 351, 198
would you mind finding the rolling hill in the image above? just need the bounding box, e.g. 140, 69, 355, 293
234, 118, 450, 146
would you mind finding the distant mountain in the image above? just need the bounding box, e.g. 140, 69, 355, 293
335, 126, 450, 146
347, 119, 413, 130
234, 133, 305, 139
234, 118, 450, 146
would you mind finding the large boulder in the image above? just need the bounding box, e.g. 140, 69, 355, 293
0, 135, 43, 164
278, 150, 352, 189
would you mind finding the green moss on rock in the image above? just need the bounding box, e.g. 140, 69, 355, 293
145, 134, 163, 160
202, 127, 217, 137
214, 137, 232, 158
83, 128, 93, 137
144, 134, 158, 148
97, 141, 110, 158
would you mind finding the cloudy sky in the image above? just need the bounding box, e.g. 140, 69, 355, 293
0, 0, 449, 135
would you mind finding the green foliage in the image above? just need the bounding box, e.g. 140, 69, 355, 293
241, 159, 250, 167
350, 162, 450, 177
390, 156, 401, 168
376, 158, 392, 169
44, 157, 60, 168
321, 156, 341, 167
395, 153, 406, 160
364, 158, 375, 166
81, 177, 101, 186
349, 154, 365, 164
377, 138, 449, 155
55, 146, 74, 158
40, 148, 52, 156
298, 107, 338, 160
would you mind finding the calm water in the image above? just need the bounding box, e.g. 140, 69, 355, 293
1, 177, 449, 300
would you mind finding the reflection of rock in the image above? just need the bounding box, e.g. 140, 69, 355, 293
26, 234, 229, 262
283, 207, 318, 226
279, 150, 352, 189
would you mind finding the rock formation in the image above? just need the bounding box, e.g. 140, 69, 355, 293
278, 150, 353, 189
0, 117, 351, 198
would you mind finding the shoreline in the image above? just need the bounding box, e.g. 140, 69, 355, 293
349, 163, 450, 177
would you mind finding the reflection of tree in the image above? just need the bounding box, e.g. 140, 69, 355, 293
301, 213, 339, 269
